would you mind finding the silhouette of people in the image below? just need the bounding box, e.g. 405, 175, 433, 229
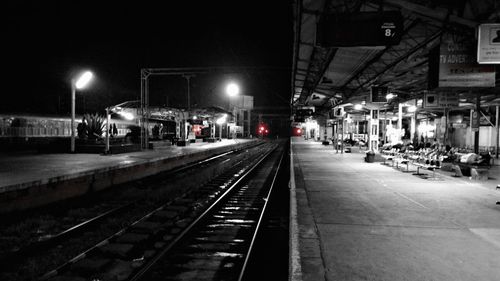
112, 123, 118, 136
493, 30, 500, 43
77, 117, 88, 139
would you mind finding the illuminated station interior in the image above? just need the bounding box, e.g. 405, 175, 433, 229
291, 0, 499, 157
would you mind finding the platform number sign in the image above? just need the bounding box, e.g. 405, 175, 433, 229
316, 11, 403, 47
382, 22, 397, 39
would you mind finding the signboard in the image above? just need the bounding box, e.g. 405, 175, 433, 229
437, 93, 459, 107
370, 86, 389, 103
438, 35, 496, 87
424, 92, 439, 108
424, 92, 459, 108
316, 11, 403, 47
348, 114, 365, 122
352, 133, 366, 141
452, 123, 467, 128
471, 110, 479, 131
230, 125, 243, 134
332, 107, 344, 117
296, 108, 314, 117
230, 95, 254, 109
477, 24, 500, 64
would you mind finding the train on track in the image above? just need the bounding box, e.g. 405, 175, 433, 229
0, 114, 216, 140
0, 114, 136, 138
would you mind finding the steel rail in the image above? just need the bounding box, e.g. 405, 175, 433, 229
37, 146, 262, 280
237, 147, 285, 281
2, 202, 132, 266
129, 145, 277, 281
7, 146, 248, 269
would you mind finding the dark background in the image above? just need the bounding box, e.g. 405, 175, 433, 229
4, 0, 293, 115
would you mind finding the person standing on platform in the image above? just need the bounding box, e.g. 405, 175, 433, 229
112, 123, 118, 137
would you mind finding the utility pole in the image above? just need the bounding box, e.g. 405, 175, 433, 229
183, 74, 195, 110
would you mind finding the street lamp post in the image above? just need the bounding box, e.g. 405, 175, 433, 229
225, 82, 239, 139
70, 71, 93, 153
105, 107, 110, 154
71, 81, 76, 153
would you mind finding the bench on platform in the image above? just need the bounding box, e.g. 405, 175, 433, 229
470, 168, 489, 181
381, 154, 394, 166
394, 158, 411, 172
413, 162, 441, 180
496, 185, 500, 205
453, 162, 491, 178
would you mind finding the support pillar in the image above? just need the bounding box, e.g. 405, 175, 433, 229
140, 70, 150, 150
369, 110, 380, 151
474, 93, 480, 154
410, 113, 416, 144
496, 106, 499, 159
398, 103, 403, 142
383, 109, 387, 144
341, 117, 344, 153
444, 108, 449, 145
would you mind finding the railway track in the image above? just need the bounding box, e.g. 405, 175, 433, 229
38, 141, 284, 281
0, 142, 268, 281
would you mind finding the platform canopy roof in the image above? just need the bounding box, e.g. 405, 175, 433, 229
110, 101, 231, 121
292, 0, 500, 115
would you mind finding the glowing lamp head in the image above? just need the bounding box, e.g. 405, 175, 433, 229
407, 105, 417, 113
226, 82, 240, 97
75, 71, 93, 89
386, 93, 395, 100
353, 104, 363, 110
118, 111, 134, 120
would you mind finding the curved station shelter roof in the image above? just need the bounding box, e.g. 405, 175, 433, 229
292, 0, 500, 117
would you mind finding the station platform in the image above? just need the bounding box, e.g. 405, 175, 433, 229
0, 139, 258, 213
290, 137, 500, 281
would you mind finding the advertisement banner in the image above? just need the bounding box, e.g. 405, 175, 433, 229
477, 24, 500, 64
439, 35, 496, 87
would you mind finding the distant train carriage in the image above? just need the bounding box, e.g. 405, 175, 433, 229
0, 114, 136, 138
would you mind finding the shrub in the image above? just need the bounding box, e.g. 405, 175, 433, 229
83, 113, 105, 140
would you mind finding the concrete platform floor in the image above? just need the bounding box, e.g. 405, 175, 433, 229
0, 139, 252, 191
291, 137, 500, 281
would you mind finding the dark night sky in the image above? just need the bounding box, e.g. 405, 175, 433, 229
4, 0, 293, 115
